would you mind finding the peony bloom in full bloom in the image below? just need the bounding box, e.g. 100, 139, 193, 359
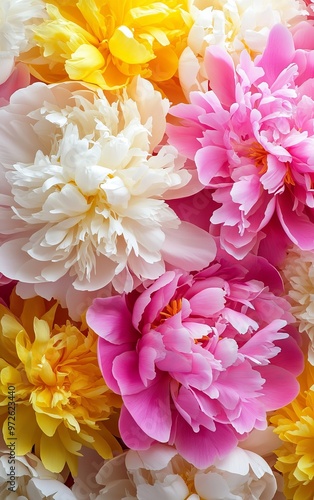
91, 443, 277, 500
281, 245, 314, 365
0, 0, 45, 85
270, 358, 314, 500
168, 24, 314, 260
87, 254, 303, 468
0, 435, 76, 499
19, 0, 191, 95
179, 0, 307, 96
0, 77, 214, 318
0, 290, 122, 475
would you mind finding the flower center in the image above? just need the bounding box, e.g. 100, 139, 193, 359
248, 141, 295, 186
152, 298, 182, 329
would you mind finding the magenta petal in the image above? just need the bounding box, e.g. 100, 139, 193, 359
87, 296, 138, 344
112, 351, 146, 395
172, 413, 238, 468
123, 374, 172, 442
276, 193, 314, 250
257, 365, 300, 411
97, 339, 133, 394
257, 24, 295, 86
119, 406, 155, 450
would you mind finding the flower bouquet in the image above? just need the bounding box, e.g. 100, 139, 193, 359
0, 0, 314, 498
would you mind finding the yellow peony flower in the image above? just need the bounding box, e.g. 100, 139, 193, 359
0, 290, 122, 476
270, 357, 314, 500
20, 0, 192, 95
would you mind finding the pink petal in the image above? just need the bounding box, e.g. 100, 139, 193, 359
189, 287, 226, 317
256, 25, 295, 87
123, 374, 172, 442
195, 145, 228, 185
204, 46, 236, 106
276, 192, 314, 249
119, 406, 155, 450
257, 365, 300, 410
87, 296, 138, 344
172, 413, 238, 468
113, 350, 147, 395
162, 221, 216, 271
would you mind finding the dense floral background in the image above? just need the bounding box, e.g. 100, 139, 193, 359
1, 0, 314, 498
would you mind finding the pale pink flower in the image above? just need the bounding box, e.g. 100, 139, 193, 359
0, 78, 215, 318
168, 24, 314, 260
87, 254, 303, 468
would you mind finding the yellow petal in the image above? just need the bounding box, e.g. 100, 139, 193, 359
65, 44, 105, 81
1, 314, 24, 340
40, 432, 67, 473
109, 26, 155, 64
36, 412, 61, 437
149, 45, 178, 81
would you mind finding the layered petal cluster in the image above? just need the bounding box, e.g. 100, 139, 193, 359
0, 0, 45, 85
19, 0, 191, 94
93, 443, 277, 500
0, 78, 214, 318
0, 291, 122, 475
281, 245, 314, 365
179, 0, 307, 97
0, 437, 75, 499
168, 24, 314, 260
87, 255, 303, 468
270, 359, 314, 500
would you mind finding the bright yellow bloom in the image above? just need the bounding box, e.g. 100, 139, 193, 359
270, 357, 314, 500
20, 0, 192, 94
0, 290, 122, 476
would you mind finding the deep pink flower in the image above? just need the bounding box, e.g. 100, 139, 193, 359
87, 254, 303, 468
167, 24, 314, 259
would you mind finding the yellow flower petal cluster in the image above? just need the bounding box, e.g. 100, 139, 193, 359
270, 358, 314, 500
0, 290, 122, 476
20, 0, 192, 95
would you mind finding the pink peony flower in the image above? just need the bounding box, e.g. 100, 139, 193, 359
87, 254, 303, 469
168, 24, 314, 259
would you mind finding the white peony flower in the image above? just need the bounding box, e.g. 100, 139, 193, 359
281, 245, 314, 364
90, 444, 277, 500
0, 77, 215, 318
0, 0, 45, 84
179, 0, 308, 96
0, 444, 75, 499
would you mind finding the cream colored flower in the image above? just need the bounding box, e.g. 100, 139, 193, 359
281, 245, 314, 364
0, 77, 214, 318
0, 436, 75, 499
179, 0, 308, 96
90, 444, 277, 500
